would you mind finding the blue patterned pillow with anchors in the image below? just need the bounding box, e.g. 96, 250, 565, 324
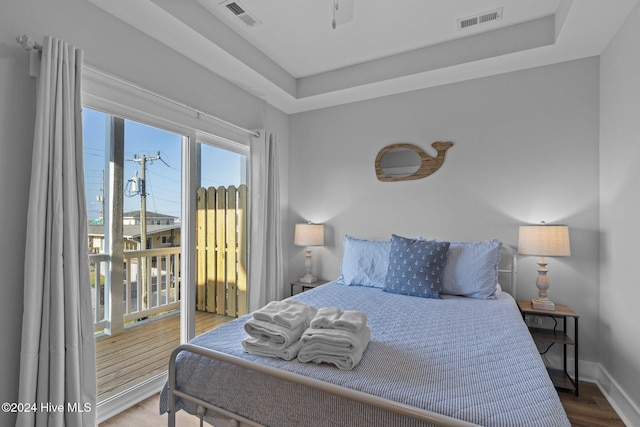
384, 235, 450, 299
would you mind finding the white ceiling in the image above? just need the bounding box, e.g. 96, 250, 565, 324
197, 0, 560, 78
89, 0, 638, 114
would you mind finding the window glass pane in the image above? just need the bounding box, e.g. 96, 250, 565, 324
83, 107, 187, 403
199, 144, 247, 188
124, 120, 182, 222
83, 108, 107, 252
195, 142, 249, 317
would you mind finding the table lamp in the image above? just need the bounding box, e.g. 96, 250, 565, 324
294, 222, 325, 283
518, 223, 571, 311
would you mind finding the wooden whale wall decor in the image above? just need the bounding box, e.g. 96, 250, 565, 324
375, 141, 453, 182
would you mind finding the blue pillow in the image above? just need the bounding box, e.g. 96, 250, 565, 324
440, 239, 502, 299
337, 235, 391, 288
384, 235, 450, 298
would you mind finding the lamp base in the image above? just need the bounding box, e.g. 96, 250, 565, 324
298, 274, 317, 284
532, 298, 556, 311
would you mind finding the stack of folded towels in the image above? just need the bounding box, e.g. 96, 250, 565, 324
298, 307, 370, 370
242, 300, 317, 361
242, 303, 371, 370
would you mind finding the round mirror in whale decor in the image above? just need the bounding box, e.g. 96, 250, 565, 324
374, 141, 453, 182
378, 147, 421, 178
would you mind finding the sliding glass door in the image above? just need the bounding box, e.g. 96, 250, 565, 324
83, 107, 251, 405
84, 108, 185, 402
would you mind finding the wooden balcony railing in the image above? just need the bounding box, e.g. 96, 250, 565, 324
123, 247, 181, 323
90, 253, 110, 332
90, 247, 181, 334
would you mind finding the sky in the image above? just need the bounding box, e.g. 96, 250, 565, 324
83, 108, 247, 221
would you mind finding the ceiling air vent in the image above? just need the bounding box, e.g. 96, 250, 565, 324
220, 0, 261, 27
457, 7, 503, 30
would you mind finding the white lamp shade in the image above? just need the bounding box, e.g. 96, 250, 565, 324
294, 223, 324, 246
518, 225, 571, 257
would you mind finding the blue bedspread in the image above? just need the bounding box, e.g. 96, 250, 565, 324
160, 282, 570, 426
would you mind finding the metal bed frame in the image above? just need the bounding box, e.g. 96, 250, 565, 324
168, 344, 480, 427
166, 245, 518, 427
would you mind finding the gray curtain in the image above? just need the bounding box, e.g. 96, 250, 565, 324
16, 36, 97, 427
249, 130, 283, 312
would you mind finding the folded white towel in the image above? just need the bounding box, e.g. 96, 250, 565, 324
310, 307, 368, 333
334, 311, 368, 333
298, 325, 371, 370
273, 302, 318, 329
310, 307, 342, 329
244, 319, 306, 350
253, 300, 318, 329
242, 337, 303, 361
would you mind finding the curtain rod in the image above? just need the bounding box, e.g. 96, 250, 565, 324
16, 34, 260, 139
85, 65, 261, 138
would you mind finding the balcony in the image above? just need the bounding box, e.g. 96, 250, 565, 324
90, 249, 235, 402
91, 247, 184, 333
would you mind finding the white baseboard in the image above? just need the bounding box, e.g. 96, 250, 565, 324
96, 373, 167, 424
592, 364, 640, 427
575, 360, 638, 426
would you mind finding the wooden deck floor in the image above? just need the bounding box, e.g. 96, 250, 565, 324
96, 311, 233, 402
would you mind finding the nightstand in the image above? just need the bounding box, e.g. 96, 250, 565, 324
290, 279, 328, 295
517, 300, 580, 396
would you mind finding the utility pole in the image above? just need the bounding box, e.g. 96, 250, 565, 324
98, 169, 104, 224
132, 152, 161, 311
132, 153, 161, 251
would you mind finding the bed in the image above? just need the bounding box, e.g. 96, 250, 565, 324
160, 236, 570, 427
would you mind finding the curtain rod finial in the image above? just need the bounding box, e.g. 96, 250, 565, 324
16, 34, 41, 51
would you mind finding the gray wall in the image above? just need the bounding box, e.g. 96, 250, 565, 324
600, 1, 640, 421
290, 58, 601, 365
0, 25, 36, 427
0, 1, 288, 425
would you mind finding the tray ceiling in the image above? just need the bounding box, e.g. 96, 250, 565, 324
89, 0, 638, 113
